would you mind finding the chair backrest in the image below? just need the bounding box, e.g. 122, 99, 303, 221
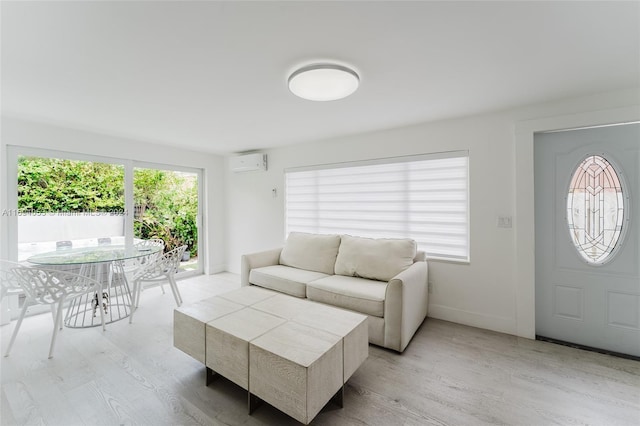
135, 239, 165, 250
132, 239, 166, 268
12, 267, 102, 305
0, 260, 24, 300
56, 240, 73, 250
136, 245, 187, 281
164, 245, 187, 269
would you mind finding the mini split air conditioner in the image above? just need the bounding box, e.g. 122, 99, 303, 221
229, 153, 267, 172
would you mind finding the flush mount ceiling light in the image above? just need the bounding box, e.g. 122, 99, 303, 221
288, 64, 359, 101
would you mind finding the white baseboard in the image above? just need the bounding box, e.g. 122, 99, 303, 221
428, 303, 519, 337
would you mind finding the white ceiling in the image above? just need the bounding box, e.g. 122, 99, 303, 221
2, 1, 639, 155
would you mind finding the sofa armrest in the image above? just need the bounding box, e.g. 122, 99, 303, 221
240, 248, 282, 287
384, 260, 428, 352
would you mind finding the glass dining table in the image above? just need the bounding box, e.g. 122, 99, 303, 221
27, 244, 162, 328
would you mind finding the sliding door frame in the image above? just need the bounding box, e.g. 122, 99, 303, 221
6, 146, 132, 259
133, 160, 204, 278
2, 146, 204, 321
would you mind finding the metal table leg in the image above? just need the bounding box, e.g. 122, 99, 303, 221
64, 260, 133, 328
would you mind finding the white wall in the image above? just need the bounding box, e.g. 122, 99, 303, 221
225, 88, 640, 338
0, 117, 226, 273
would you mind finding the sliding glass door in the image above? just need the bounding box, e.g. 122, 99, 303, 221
16, 155, 125, 261
4, 147, 204, 320
134, 166, 200, 274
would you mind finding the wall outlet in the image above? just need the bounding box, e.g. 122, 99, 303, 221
497, 215, 512, 228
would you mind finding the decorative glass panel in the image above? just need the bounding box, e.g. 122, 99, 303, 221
567, 155, 625, 264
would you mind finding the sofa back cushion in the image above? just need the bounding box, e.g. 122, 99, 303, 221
414, 251, 426, 262
279, 232, 341, 275
334, 235, 417, 282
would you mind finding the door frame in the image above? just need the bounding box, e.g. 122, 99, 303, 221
514, 106, 640, 339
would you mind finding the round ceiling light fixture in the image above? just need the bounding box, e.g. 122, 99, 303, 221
288, 64, 359, 101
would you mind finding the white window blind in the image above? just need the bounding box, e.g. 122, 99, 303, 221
285, 151, 469, 261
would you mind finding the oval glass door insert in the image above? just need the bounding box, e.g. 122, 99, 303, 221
567, 155, 625, 264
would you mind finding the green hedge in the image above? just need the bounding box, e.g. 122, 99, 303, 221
18, 157, 198, 256
134, 168, 198, 255
18, 157, 124, 211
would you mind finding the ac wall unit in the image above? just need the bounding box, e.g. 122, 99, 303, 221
229, 153, 267, 172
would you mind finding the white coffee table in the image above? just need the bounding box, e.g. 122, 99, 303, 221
174, 287, 369, 424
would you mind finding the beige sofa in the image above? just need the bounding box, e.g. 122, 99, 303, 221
241, 232, 428, 352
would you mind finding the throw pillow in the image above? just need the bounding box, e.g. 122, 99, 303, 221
279, 232, 341, 274
334, 235, 417, 282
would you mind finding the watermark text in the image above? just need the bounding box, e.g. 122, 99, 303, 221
1, 209, 129, 217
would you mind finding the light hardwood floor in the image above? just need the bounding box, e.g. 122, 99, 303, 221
1, 273, 639, 426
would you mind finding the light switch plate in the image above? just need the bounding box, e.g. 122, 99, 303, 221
497, 215, 512, 228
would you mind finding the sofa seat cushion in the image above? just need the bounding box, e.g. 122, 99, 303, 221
249, 265, 329, 298
307, 275, 387, 318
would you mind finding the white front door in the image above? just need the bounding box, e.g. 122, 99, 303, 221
534, 123, 640, 357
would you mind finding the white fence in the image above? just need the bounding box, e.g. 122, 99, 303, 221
17, 215, 126, 261
18, 215, 125, 243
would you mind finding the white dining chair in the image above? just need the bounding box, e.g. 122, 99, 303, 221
0, 260, 25, 305
129, 245, 187, 324
135, 238, 165, 249
1, 260, 63, 343
127, 238, 165, 290
5, 267, 105, 359
0, 260, 41, 327
111, 238, 164, 286
97, 237, 112, 246
134, 239, 165, 266
56, 240, 73, 250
